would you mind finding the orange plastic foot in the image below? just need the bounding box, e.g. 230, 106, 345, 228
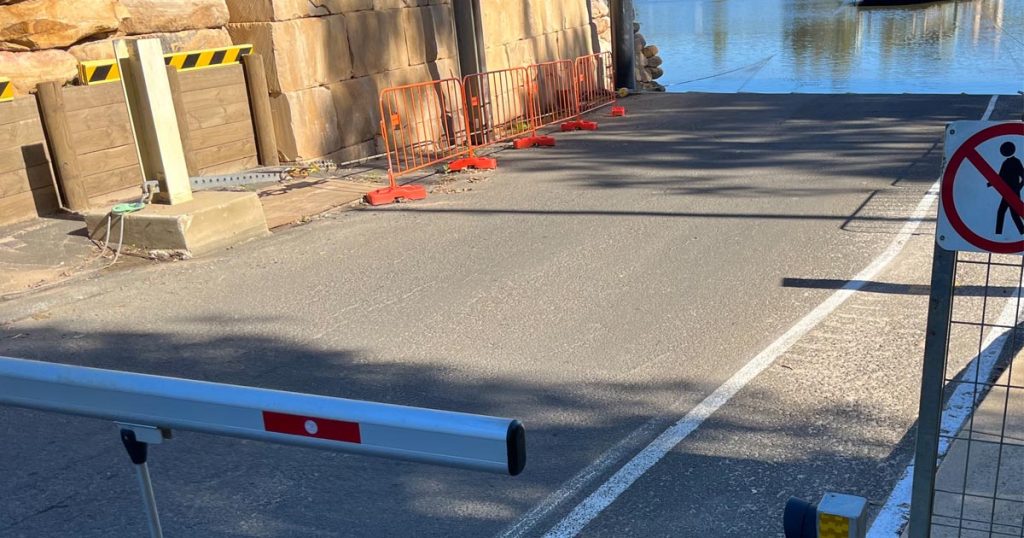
449, 156, 498, 172
513, 135, 557, 149
611, 106, 626, 117
365, 184, 428, 206
560, 120, 599, 131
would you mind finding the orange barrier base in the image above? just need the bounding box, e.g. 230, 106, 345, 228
513, 135, 557, 149
449, 156, 498, 172
611, 106, 626, 117
561, 120, 599, 131
365, 184, 428, 206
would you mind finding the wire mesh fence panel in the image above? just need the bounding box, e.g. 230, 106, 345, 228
924, 251, 1024, 537
574, 52, 617, 115
379, 78, 471, 182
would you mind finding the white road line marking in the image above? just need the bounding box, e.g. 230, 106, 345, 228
536, 181, 942, 538
868, 94, 1001, 537
982, 94, 999, 121
868, 293, 1022, 537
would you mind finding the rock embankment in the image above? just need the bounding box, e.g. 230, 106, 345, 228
589, 1, 665, 91
0, 0, 232, 93
633, 22, 665, 91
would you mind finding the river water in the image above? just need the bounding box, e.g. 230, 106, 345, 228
634, 0, 1024, 94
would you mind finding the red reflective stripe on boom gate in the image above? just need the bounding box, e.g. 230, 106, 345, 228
262, 411, 362, 444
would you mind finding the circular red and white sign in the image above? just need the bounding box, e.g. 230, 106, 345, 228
940, 122, 1024, 254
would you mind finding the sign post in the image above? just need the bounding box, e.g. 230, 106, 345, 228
910, 120, 1024, 536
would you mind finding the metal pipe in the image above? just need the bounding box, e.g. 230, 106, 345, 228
0, 355, 526, 476
612, 0, 637, 90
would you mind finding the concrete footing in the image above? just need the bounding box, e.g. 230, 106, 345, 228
85, 191, 269, 258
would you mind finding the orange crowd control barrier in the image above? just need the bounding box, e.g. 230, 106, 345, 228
369, 78, 496, 206
463, 67, 555, 151
575, 52, 625, 119
527, 60, 582, 133
368, 53, 628, 205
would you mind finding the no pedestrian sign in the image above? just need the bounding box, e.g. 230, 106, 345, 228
938, 121, 1024, 254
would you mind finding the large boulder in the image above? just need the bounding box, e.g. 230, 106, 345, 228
228, 15, 351, 93
269, 86, 341, 162
344, 10, 409, 77
68, 28, 232, 62
402, 5, 457, 67
118, 0, 229, 36
0, 49, 79, 93
224, 0, 372, 23
0, 0, 121, 52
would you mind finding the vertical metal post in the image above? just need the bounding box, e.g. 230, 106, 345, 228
454, 0, 484, 77
611, 0, 637, 90
121, 429, 164, 538
908, 244, 957, 537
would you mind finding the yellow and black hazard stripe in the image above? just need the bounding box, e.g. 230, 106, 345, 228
78, 44, 254, 86
0, 78, 13, 102
79, 60, 122, 86
165, 44, 252, 71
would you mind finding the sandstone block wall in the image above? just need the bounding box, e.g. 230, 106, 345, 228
225, 0, 459, 163
480, 0, 594, 71
0, 0, 233, 94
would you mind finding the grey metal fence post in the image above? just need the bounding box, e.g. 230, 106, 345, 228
908, 244, 958, 537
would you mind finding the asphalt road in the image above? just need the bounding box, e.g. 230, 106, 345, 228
0, 93, 1015, 537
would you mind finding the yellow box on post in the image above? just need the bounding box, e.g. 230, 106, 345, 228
817, 493, 867, 538
0, 77, 13, 102
78, 44, 254, 85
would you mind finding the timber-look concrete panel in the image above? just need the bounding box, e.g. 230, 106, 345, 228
53, 64, 259, 211
178, 65, 259, 175
0, 96, 60, 227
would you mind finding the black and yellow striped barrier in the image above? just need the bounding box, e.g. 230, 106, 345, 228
0, 78, 13, 102
79, 44, 254, 85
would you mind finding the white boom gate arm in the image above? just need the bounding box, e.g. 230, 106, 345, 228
0, 356, 526, 536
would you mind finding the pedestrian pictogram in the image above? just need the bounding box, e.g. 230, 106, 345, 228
937, 121, 1024, 254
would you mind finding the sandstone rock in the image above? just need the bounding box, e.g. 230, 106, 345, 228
642, 44, 658, 58
597, 38, 612, 54
634, 32, 646, 49
373, 0, 438, 9
228, 15, 351, 93
636, 67, 651, 83
224, 0, 372, 23
590, 0, 609, 19
646, 55, 662, 68
593, 16, 610, 37
68, 28, 231, 61
634, 51, 646, 69
329, 76, 380, 149
559, 25, 591, 61
118, 0, 229, 36
0, 0, 121, 52
0, 49, 78, 93
402, 5, 456, 66
633, 21, 640, 33
646, 66, 663, 79
345, 10, 409, 77
269, 86, 340, 162
483, 45, 510, 71
481, 0, 528, 45
556, 0, 590, 32
504, 32, 558, 67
